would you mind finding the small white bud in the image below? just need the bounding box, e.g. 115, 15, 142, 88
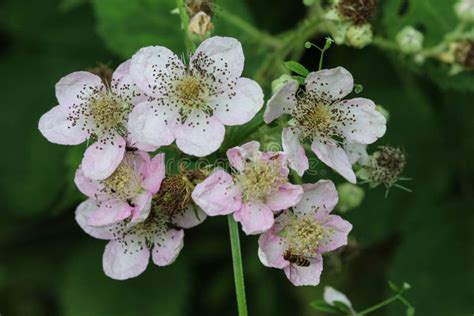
188, 11, 213, 36
346, 24, 373, 48
454, 0, 474, 23
396, 26, 424, 54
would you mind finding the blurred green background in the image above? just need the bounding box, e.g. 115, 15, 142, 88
0, 0, 473, 315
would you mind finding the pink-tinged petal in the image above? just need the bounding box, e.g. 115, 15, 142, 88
126, 150, 150, 177
88, 201, 133, 226
192, 169, 242, 216
130, 192, 152, 224
55, 71, 103, 106
142, 153, 165, 193
284, 254, 323, 286
305, 67, 353, 101
294, 180, 339, 217
264, 80, 298, 123
191, 36, 244, 84
334, 98, 387, 144
258, 230, 289, 269
266, 183, 304, 211
211, 78, 263, 126
172, 204, 207, 229
74, 166, 103, 199
130, 46, 185, 97
103, 234, 150, 280
175, 110, 225, 157
226, 141, 261, 171
152, 229, 184, 266
128, 101, 179, 151
318, 215, 352, 253
82, 134, 126, 180
282, 128, 308, 176
311, 139, 356, 183
234, 202, 274, 235
38, 105, 88, 145
111, 59, 147, 105
344, 142, 369, 165
75, 199, 114, 240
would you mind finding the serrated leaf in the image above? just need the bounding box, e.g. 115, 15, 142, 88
284, 60, 310, 76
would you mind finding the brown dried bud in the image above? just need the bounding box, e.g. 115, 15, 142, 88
185, 0, 214, 16
87, 63, 113, 86
337, 0, 378, 25
454, 40, 474, 71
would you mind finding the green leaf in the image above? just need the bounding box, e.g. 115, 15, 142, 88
309, 300, 341, 314
284, 60, 310, 76
406, 306, 416, 316
333, 301, 352, 313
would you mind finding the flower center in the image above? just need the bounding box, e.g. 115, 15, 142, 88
174, 75, 210, 117
89, 92, 128, 134
131, 211, 169, 248
153, 174, 194, 217
235, 159, 283, 202
101, 162, 141, 200
286, 216, 323, 257
293, 93, 339, 141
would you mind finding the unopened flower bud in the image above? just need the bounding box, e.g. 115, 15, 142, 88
271, 74, 294, 94
396, 26, 424, 54
346, 24, 373, 48
185, 0, 214, 16
454, 0, 474, 23
188, 11, 213, 36
337, 183, 365, 213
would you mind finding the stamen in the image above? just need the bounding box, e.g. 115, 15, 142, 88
235, 158, 284, 202
100, 159, 141, 199
285, 215, 323, 257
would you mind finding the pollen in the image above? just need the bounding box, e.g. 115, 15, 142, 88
101, 162, 141, 199
286, 216, 323, 257
89, 92, 128, 133
174, 75, 208, 114
235, 159, 284, 202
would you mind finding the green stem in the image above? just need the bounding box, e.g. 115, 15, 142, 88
356, 294, 401, 315
176, 0, 196, 54
218, 9, 282, 49
228, 215, 248, 316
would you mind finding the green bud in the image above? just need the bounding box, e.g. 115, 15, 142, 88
337, 183, 365, 213
396, 26, 424, 54
346, 24, 373, 48
271, 74, 294, 94
454, 0, 474, 23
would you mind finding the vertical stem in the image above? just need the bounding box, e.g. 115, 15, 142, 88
176, 0, 196, 54
227, 215, 248, 316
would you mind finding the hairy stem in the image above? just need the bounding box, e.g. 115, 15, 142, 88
176, 0, 196, 54
228, 215, 248, 316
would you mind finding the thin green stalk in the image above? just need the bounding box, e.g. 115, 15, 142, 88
228, 215, 248, 316
176, 0, 196, 54
356, 294, 401, 315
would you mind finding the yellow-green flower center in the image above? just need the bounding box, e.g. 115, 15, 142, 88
101, 163, 141, 200
235, 159, 284, 202
89, 92, 128, 133
286, 216, 323, 257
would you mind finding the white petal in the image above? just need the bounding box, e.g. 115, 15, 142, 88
305, 67, 353, 101
294, 180, 339, 217
282, 128, 308, 176
264, 80, 298, 123
210, 77, 263, 126
55, 71, 103, 106
311, 139, 356, 183
111, 59, 147, 105
130, 46, 185, 97
175, 110, 225, 157
38, 105, 89, 145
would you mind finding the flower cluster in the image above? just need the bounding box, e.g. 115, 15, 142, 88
39, 35, 392, 285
